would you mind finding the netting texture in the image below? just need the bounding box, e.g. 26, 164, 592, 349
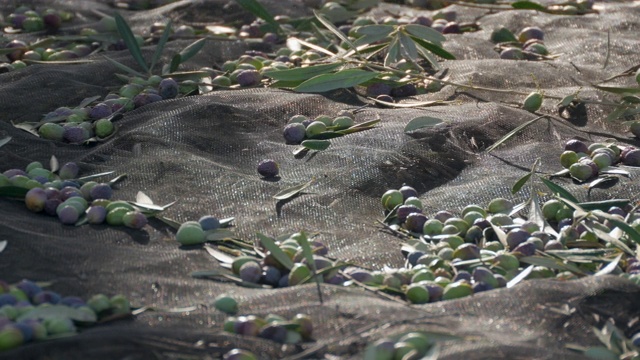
1, 0, 640, 359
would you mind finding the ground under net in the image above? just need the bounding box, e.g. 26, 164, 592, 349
1, 0, 640, 359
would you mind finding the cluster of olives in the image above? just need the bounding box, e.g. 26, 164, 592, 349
175, 215, 225, 245
491, 26, 551, 61
223, 313, 313, 345
214, 55, 271, 88
37, 76, 183, 144
545, 0, 594, 14
364, 331, 435, 360
560, 139, 639, 181
282, 111, 355, 145
0, 279, 130, 352
377, 184, 640, 303
229, 233, 341, 288
4, 6, 70, 33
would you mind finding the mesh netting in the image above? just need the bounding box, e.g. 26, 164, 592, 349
1, 0, 640, 359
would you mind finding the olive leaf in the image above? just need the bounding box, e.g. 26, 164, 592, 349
352, 24, 394, 46
398, 32, 418, 63
301, 139, 331, 151
49, 155, 59, 173
204, 244, 236, 264
273, 178, 315, 200
76, 171, 115, 182
404, 116, 444, 133
511, 173, 532, 194
0, 186, 29, 198
18, 305, 97, 323
135, 191, 154, 205
520, 256, 586, 275
150, 20, 172, 73
177, 38, 206, 64
403, 24, 446, 45
13, 122, 40, 137
313, 10, 357, 53
296, 231, 324, 303
103, 55, 146, 78
114, 13, 149, 73
219, 217, 235, 228
0, 136, 10, 149
294, 68, 379, 93
540, 177, 579, 203
587, 176, 618, 197
263, 63, 343, 81
409, 36, 456, 60
599, 167, 630, 177
205, 229, 234, 241
485, 115, 545, 152
256, 232, 294, 270
506, 265, 534, 288
384, 36, 401, 67
594, 254, 622, 276
511, 1, 547, 11
593, 210, 640, 245
489, 222, 509, 249
557, 94, 576, 107
0, 240, 6, 254
592, 84, 640, 94
78, 95, 102, 109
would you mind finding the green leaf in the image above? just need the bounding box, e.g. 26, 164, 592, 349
404, 116, 443, 133
178, 38, 206, 64
0, 240, 6, 254
236, 0, 280, 34
520, 256, 586, 275
150, 20, 172, 72
578, 199, 629, 211
270, 80, 306, 89
76, 171, 116, 182
511, 173, 532, 194
301, 139, 331, 151
506, 265, 534, 288
595, 254, 622, 276
489, 222, 509, 249
103, 55, 146, 78
114, 13, 149, 73
313, 10, 357, 53
511, 1, 547, 11
557, 94, 576, 107
168, 54, 181, 74
599, 167, 630, 177
18, 305, 97, 323
78, 96, 102, 109
485, 115, 545, 152
296, 231, 323, 297
0, 186, 28, 198
353, 25, 394, 46
409, 36, 456, 60
592, 84, 640, 94
263, 63, 343, 81
528, 191, 546, 232
273, 178, 315, 200
415, 43, 441, 70
384, 36, 401, 67
256, 233, 294, 270
398, 32, 419, 63
204, 244, 236, 264
540, 177, 579, 203
294, 68, 379, 93
0, 136, 10, 149
205, 229, 235, 241
13, 122, 40, 137
404, 24, 446, 45
593, 210, 640, 245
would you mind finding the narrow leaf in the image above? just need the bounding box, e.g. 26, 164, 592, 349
489, 222, 509, 249
78, 96, 102, 109
511, 1, 547, 11
77, 171, 115, 182
204, 244, 236, 264
372, 98, 448, 108
256, 233, 294, 270
236, 0, 280, 34
294, 68, 379, 93
404, 116, 443, 133
18, 305, 97, 323
301, 139, 331, 151
540, 177, 579, 203
409, 36, 456, 60
485, 115, 545, 152
263, 63, 343, 81
594, 254, 622, 276
219, 217, 235, 227
169, 54, 181, 74
114, 13, 149, 73
353, 25, 394, 45
0, 240, 6, 254
398, 32, 418, 63
506, 265, 534, 288
290, 37, 337, 57
599, 167, 630, 177
273, 178, 315, 200
511, 173, 532, 194
297, 231, 324, 302
0, 186, 29, 198
136, 191, 154, 205
13, 122, 40, 137
520, 256, 586, 275
103, 55, 146, 78
557, 94, 575, 107
313, 10, 357, 53
578, 199, 629, 211
384, 36, 400, 67
178, 38, 206, 64
529, 191, 546, 231
592, 84, 640, 94
0, 136, 10, 149
150, 20, 172, 72
205, 229, 235, 241
415, 43, 441, 70
130, 202, 164, 212
404, 24, 446, 45
593, 210, 640, 245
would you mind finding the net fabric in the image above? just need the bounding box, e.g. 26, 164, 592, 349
1, 0, 640, 359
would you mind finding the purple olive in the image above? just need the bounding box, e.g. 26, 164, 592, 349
133, 93, 163, 108
512, 241, 537, 256
564, 139, 589, 154
236, 70, 262, 86
15, 280, 42, 300
506, 229, 529, 249
391, 83, 417, 98
366, 83, 392, 97
259, 324, 288, 343
404, 213, 428, 233
89, 183, 112, 200
499, 47, 524, 60
518, 26, 544, 43
59, 296, 86, 308
239, 261, 262, 283
5, 40, 27, 61
122, 211, 148, 229
57, 205, 80, 225
396, 205, 422, 223
85, 205, 107, 224
90, 103, 112, 120
622, 149, 640, 166
399, 185, 418, 200
283, 123, 306, 144
25, 188, 47, 213
257, 159, 279, 178
159, 78, 179, 99
59, 162, 79, 180
32, 290, 61, 305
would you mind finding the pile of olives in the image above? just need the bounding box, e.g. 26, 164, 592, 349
560, 139, 639, 181
223, 313, 313, 344
364, 331, 435, 360
378, 184, 640, 304
491, 26, 551, 61
0, 279, 130, 352
282, 112, 356, 145
5, 6, 71, 33
175, 215, 229, 245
